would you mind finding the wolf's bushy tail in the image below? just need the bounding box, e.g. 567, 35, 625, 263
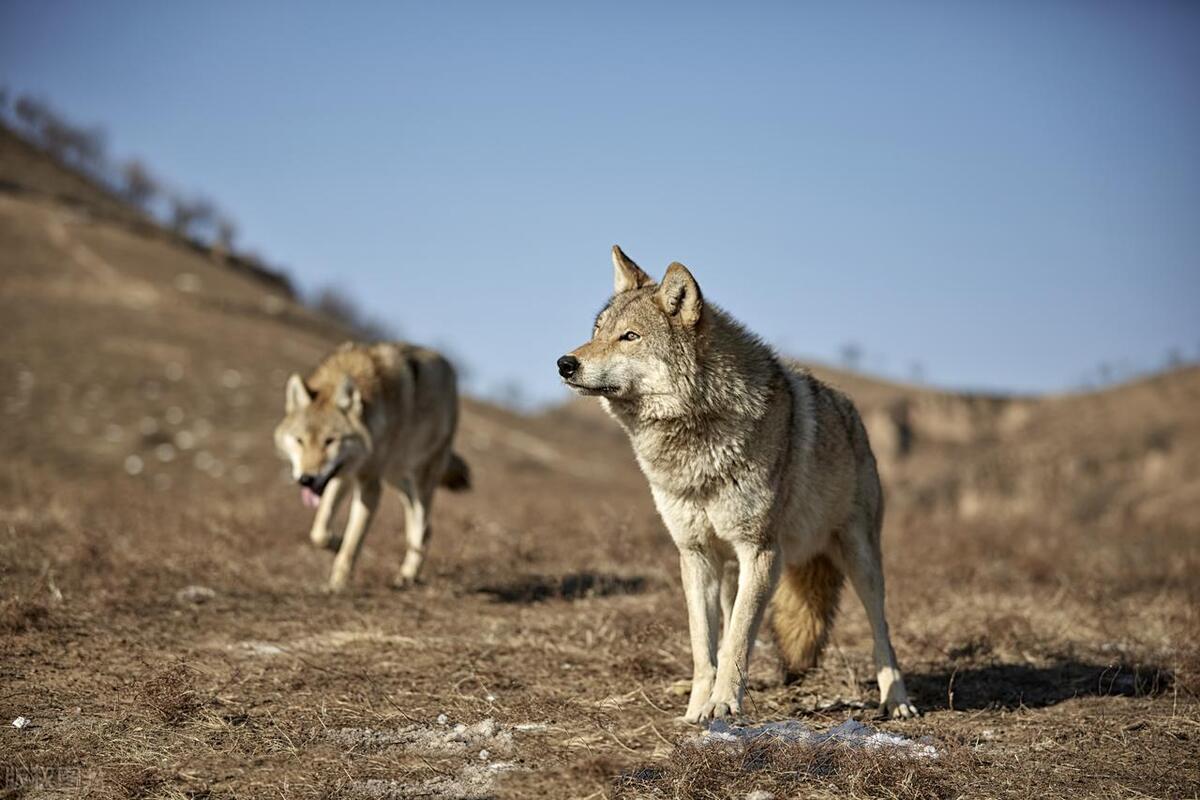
770, 555, 844, 682
440, 452, 471, 491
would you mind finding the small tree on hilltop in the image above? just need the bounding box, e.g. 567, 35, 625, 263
120, 160, 159, 211
215, 216, 238, 252
169, 194, 216, 240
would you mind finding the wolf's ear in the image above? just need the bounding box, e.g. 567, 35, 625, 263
285, 374, 313, 413
657, 262, 703, 326
612, 245, 652, 293
334, 376, 363, 417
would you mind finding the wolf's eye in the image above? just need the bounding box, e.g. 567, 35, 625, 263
619, 331, 640, 342
323, 437, 336, 448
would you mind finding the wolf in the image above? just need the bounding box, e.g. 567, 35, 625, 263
557, 246, 918, 722
274, 341, 469, 592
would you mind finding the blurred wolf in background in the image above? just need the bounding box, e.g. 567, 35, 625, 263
558, 246, 917, 722
275, 342, 469, 592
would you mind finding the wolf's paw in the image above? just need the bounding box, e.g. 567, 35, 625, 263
880, 699, 920, 719
692, 685, 742, 723
681, 676, 715, 724
310, 534, 341, 552
391, 574, 420, 591
698, 699, 740, 722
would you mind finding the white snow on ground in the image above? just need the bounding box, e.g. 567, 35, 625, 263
328, 717, 515, 757
698, 718, 939, 759
329, 717, 524, 800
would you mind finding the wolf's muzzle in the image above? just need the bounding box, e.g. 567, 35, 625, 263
298, 462, 341, 497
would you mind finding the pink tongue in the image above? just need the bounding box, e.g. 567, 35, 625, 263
301, 487, 321, 509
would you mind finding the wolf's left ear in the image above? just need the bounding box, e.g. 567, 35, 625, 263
285, 374, 313, 413
334, 376, 363, 417
657, 262, 703, 326
612, 245, 652, 293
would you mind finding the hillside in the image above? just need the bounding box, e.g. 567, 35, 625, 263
1, 144, 1197, 799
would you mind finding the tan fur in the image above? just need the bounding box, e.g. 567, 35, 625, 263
771, 555, 843, 680
560, 246, 918, 722
275, 341, 467, 592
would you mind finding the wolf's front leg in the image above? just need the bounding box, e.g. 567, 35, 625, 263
703, 542, 780, 720
678, 547, 723, 724
309, 477, 348, 551
328, 479, 380, 592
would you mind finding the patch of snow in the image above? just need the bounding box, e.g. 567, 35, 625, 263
746, 791, 775, 800
698, 718, 938, 759
232, 641, 285, 656
347, 763, 502, 800
330, 717, 537, 798
329, 717, 514, 757
512, 722, 548, 732
176, 585, 216, 605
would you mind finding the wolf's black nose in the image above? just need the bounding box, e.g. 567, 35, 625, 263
557, 355, 579, 379
298, 473, 316, 488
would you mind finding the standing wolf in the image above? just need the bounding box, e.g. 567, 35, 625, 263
558, 246, 917, 722
275, 342, 469, 592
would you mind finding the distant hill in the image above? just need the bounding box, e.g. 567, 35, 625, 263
2, 128, 1195, 536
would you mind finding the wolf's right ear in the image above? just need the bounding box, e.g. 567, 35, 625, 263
285, 374, 313, 413
612, 245, 652, 293
657, 262, 703, 326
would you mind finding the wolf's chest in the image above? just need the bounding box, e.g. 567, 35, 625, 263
629, 425, 750, 497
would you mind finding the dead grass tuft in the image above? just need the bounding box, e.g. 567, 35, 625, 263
100, 765, 165, 800
614, 738, 973, 800
137, 662, 204, 722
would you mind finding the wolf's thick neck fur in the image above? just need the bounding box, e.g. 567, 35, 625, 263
603, 305, 794, 496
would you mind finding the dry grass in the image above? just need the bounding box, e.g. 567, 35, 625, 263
615, 739, 974, 800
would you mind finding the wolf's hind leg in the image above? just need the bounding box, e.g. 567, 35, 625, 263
328, 478, 380, 592
309, 477, 348, 551
838, 520, 918, 719
394, 463, 440, 588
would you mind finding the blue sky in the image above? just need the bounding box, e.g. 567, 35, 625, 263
2, 1, 1197, 405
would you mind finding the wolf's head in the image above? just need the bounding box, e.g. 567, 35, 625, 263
274, 374, 371, 508
558, 245, 705, 406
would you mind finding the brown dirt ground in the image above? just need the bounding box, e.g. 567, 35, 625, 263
1, 131, 1197, 799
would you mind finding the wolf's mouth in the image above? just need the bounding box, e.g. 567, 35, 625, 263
299, 462, 343, 509
565, 381, 619, 397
